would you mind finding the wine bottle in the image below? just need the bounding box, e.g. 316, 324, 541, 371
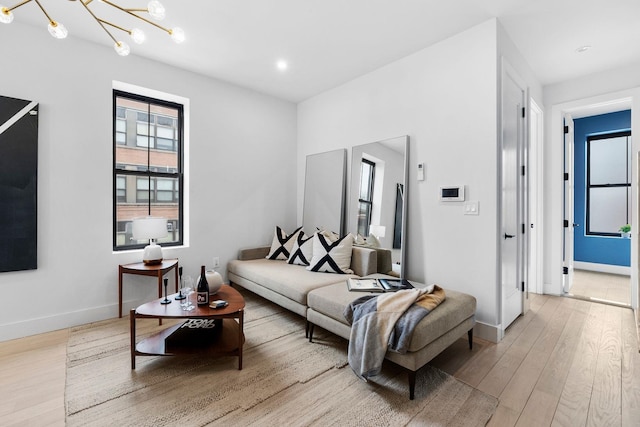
196, 265, 209, 306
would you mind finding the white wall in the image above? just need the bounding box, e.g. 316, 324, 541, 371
298, 20, 501, 336
0, 23, 297, 341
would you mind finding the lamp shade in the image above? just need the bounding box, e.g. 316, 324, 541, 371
132, 217, 167, 241
132, 217, 167, 265
369, 225, 386, 238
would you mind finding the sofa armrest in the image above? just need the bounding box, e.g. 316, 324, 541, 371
238, 246, 270, 261
351, 246, 377, 277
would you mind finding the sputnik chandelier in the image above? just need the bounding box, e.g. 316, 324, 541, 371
0, 0, 184, 56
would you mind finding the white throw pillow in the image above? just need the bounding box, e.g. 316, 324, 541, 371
287, 232, 314, 266
307, 233, 354, 274
266, 226, 302, 260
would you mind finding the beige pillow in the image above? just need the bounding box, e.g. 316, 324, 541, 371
307, 233, 354, 274
287, 232, 314, 266
266, 226, 302, 260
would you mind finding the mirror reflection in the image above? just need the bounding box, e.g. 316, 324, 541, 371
349, 135, 409, 278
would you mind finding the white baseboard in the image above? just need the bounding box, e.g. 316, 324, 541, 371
0, 299, 146, 343
573, 261, 631, 276
474, 321, 501, 343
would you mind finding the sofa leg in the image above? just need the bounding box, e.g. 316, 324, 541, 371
468, 329, 473, 350
305, 321, 309, 338
308, 323, 315, 342
408, 370, 416, 400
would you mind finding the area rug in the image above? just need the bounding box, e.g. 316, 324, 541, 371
65, 291, 497, 426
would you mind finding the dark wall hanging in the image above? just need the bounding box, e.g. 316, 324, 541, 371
0, 95, 38, 272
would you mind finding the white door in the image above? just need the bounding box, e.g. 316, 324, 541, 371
563, 116, 575, 293
501, 62, 527, 330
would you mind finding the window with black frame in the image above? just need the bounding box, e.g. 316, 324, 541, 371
586, 131, 631, 236
113, 90, 183, 250
357, 159, 375, 237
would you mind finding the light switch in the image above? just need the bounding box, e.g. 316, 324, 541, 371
417, 163, 425, 181
464, 201, 479, 215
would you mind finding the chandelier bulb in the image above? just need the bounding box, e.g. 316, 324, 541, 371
147, 1, 165, 20
130, 28, 145, 44
48, 21, 68, 39
114, 41, 130, 56
170, 27, 185, 43
0, 6, 14, 24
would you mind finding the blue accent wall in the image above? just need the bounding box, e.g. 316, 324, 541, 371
574, 110, 631, 266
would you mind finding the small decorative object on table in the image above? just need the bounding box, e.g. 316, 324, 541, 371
160, 277, 171, 304
196, 265, 209, 306
205, 268, 223, 294
175, 266, 186, 300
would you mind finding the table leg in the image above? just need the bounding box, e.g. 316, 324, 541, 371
130, 309, 136, 369
238, 310, 244, 370
119, 266, 124, 318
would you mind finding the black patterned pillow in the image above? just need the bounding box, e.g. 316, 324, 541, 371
287, 232, 314, 266
266, 226, 302, 260
307, 233, 354, 274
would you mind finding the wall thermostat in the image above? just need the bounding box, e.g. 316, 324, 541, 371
439, 185, 465, 201
417, 163, 425, 181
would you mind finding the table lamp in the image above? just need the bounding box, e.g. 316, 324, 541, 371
132, 217, 168, 265
369, 225, 386, 238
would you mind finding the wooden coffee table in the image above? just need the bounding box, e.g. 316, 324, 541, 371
130, 284, 245, 370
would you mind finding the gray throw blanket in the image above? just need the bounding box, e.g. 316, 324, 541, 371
343, 287, 429, 380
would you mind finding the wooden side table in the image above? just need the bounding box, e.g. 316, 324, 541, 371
118, 259, 179, 318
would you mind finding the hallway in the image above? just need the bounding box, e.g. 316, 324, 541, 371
569, 269, 631, 306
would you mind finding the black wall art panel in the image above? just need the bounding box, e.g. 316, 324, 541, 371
0, 95, 38, 272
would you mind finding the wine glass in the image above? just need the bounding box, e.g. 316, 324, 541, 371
181, 276, 195, 311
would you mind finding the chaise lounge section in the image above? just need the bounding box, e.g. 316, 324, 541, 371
227, 245, 477, 399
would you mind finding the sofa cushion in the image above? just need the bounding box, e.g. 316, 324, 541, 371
287, 232, 314, 266
307, 233, 354, 274
307, 282, 476, 352
228, 258, 357, 305
266, 226, 302, 260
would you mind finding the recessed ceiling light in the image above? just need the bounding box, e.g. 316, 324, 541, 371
276, 60, 288, 71
576, 45, 591, 53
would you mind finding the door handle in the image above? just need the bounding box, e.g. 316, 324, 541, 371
504, 233, 515, 239
573, 223, 579, 227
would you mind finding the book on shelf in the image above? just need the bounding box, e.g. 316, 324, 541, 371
347, 277, 415, 292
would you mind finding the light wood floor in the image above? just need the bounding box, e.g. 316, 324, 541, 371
0, 293, 638, 426
569, 269, 631, 306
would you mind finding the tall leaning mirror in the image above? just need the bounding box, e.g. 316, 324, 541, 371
349, 135, 409, 279
303, 148, 347, 235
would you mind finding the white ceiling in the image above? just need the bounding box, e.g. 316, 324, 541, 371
6, 0, 640, 102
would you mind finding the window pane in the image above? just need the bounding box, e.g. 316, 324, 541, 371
136, 123, 150, 136
156, 138, 174, 151
157, 127, 173, 139
590, 136, 628, 185
357, 202, 371, 236
114, 91, 183, 250
589, 187, 627, 233
359, 161, 373, 200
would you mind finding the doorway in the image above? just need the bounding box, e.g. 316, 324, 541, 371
563, 109, 632, 307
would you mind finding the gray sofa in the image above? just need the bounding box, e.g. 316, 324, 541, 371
227, 245, 476, 399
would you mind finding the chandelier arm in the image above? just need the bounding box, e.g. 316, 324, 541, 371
7, 0, 32, 13
33, 0, 55, 24
78, 0, 119, 45
100, 0, 171, 35
98, 18, 131, 35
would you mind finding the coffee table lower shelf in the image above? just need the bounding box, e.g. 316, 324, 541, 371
134, 319, 244, 358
